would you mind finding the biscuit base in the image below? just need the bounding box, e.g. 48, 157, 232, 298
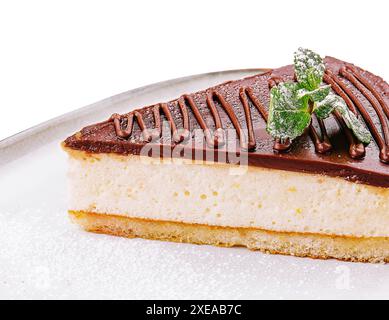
69, 210, 389, 263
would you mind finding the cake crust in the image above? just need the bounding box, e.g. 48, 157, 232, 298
69, 210, 389, 263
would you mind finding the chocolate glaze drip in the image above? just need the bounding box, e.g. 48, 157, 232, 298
341, 68, 389, 141
239, 86, 269, 151
64, 57, 389, 187
340, 67, 389, 163
323, 72, 366, 159
176, 98, 190, 140
327, 68, 389, 163
244, 86, 268, 119
111, 111, 152, 142
206, 90, 237, 149
273, 138, 292, 152
346, 66, 389, 119
153, 103, 184, 143
178, 94, 215, 146
324, 71, 358, 114
333, 109, 366, 159
268, 76, 283, 89
238, 88, 256, 150
309, 116, 333, 154
110, 113, 133, 138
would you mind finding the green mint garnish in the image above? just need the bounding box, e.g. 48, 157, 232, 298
266, 48, 372, 146
327, 93, 372, 144
267, 82, 311, 142
294, 47, 325, 91
297, 85, 331, 103
313, 93, 337, 119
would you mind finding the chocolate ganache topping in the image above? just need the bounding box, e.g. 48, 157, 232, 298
64, 57, 389, 187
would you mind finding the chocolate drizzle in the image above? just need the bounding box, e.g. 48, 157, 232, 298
239, 86, 268, 150
273, 138, 292, 152
113, 85, 271, 151
111, 111, 152, 142
238, 88, 256, 150
154, 103, 183, 143
178, 94, 223, 147
309, 116, 333, 154
64, 57, 389, 187
325, 68, 389, 163
323, 72, 366, 159
346, 66, 389, 119
333, 109, 366, 159
340, 67, 389, 163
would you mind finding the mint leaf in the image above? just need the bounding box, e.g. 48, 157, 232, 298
331, 93, 372, 144
313, 92, 337, 119
315, 92, 371, 143
294, 48, 325, 91
267, 82, 311, 141
297, 85, 331, 103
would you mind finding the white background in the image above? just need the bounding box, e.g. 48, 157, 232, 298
0, 0, 388, 141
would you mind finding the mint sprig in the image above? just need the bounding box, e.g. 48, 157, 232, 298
267, 82, 311, 142
297, 85, 331, 103
266, 48, 372, 145
327, 93, 372, 143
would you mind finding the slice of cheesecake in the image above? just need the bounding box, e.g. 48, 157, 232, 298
63, 55, 389, 263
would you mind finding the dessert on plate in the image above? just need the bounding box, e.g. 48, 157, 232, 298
63, 48, 389, 263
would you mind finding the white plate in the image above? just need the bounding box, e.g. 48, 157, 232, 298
1, 69, 389, 300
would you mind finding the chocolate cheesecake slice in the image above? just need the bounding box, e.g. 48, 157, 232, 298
63, 53, 389, 263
